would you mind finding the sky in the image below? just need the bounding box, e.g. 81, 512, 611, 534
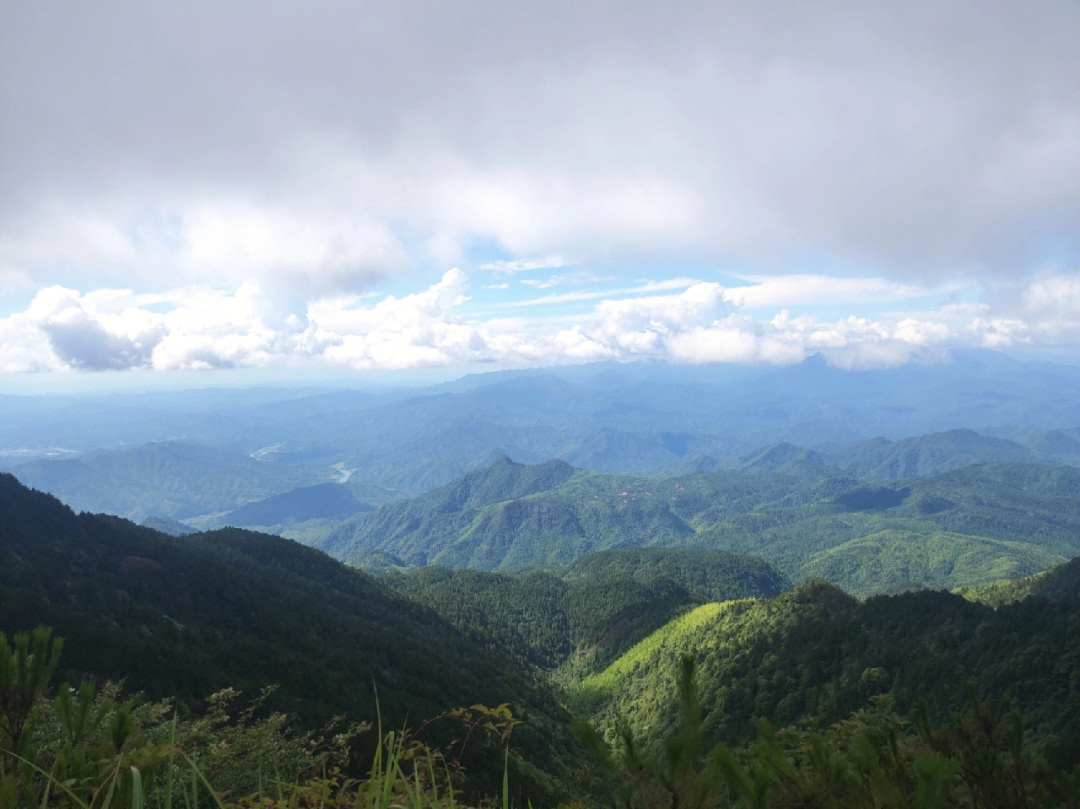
2, 0, 1079, 386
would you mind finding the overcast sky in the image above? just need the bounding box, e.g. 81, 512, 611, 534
2, 0, 1078, 381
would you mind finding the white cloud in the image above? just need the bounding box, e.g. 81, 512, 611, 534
0, 196, 408, 297
1021, 273, 1080, 341
508, 278, 697, 307
298, 268, 509, 370
520, 278, 563, 289
519, 272, 614, 289
723, 275, 946, 309
3, 282, 289, 372
478, 255, 570, 273
0, 269, 1076, 374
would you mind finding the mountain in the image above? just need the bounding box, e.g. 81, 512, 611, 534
737, 441, 832, 473
205, 481, 391, 529
0, 473, 569, 751
1014, 427, 1080, 465
10, 440, 326, 521
139, 515, 194, 535
825, 429, 1050, 479
559, 429, 709, 475
318, 456, 580, 565
957, 555, 1080, 608
314, 457, 1080, 597
574, 577, 1080, 763
6, 354, 1080, 494
385, 547, 788, 674
559, 546, 787, 600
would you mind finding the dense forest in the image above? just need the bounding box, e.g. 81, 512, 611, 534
0, 474, 579, 800
3, 468, 1080, 806
384, 547, 788, 674
311, 456, 1080, 597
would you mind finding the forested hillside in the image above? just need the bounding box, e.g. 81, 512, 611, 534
956, 555, 1080, 607
315, 456, 1080, 596
819, 429, 1050, 479
574, 577, 1080, 768
385, 547, 787, 674
0, 473, 576, 784
5, 464, 1080, 805
199, 480, 396, 530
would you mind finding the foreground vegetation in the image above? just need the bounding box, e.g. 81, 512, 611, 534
4, 627, 1079, 808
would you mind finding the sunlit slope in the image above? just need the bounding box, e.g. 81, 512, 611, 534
957, 555, 1080, 608
573, 577, 1080, 757
385, 547, 787, 673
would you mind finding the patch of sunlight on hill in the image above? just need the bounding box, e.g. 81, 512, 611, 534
576, 600, 748, 700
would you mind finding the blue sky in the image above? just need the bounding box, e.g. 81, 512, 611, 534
1, 1, 1078, 385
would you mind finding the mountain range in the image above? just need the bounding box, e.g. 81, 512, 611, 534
5, 354, 1080, 498
307, 455, 1080, 597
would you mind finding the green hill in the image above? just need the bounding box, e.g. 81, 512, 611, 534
827, 429, 1048, 479
957, 555, 1080, 608
385, 547, 787, 674
574, 577, 1080, 764
315, 458, 1080, 596
0, 473, 569, 752
210, 481, 375, 528
139, 515, 194, 535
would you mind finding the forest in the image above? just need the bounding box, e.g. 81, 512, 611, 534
3, 470, 1080, 806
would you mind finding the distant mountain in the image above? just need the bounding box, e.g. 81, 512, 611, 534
560, 429, 709, 475
826, 429, 1049, 479
11, 440, 326, 521
704, 427, 1074, 481
140, 515, 194, 535
314, 457, 1080, 596
6, 353, 1080, 493
737, 442, 832, 473
1017, 428, 1080, 465
208, 481, 396, 529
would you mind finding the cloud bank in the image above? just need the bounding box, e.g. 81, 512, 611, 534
3, 270, 1074, 375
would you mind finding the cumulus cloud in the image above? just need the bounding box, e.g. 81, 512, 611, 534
297, 268, 505, 369
1021, 273, 1080, 341
0, 268, 1077, 375
2, 283, 289, 372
